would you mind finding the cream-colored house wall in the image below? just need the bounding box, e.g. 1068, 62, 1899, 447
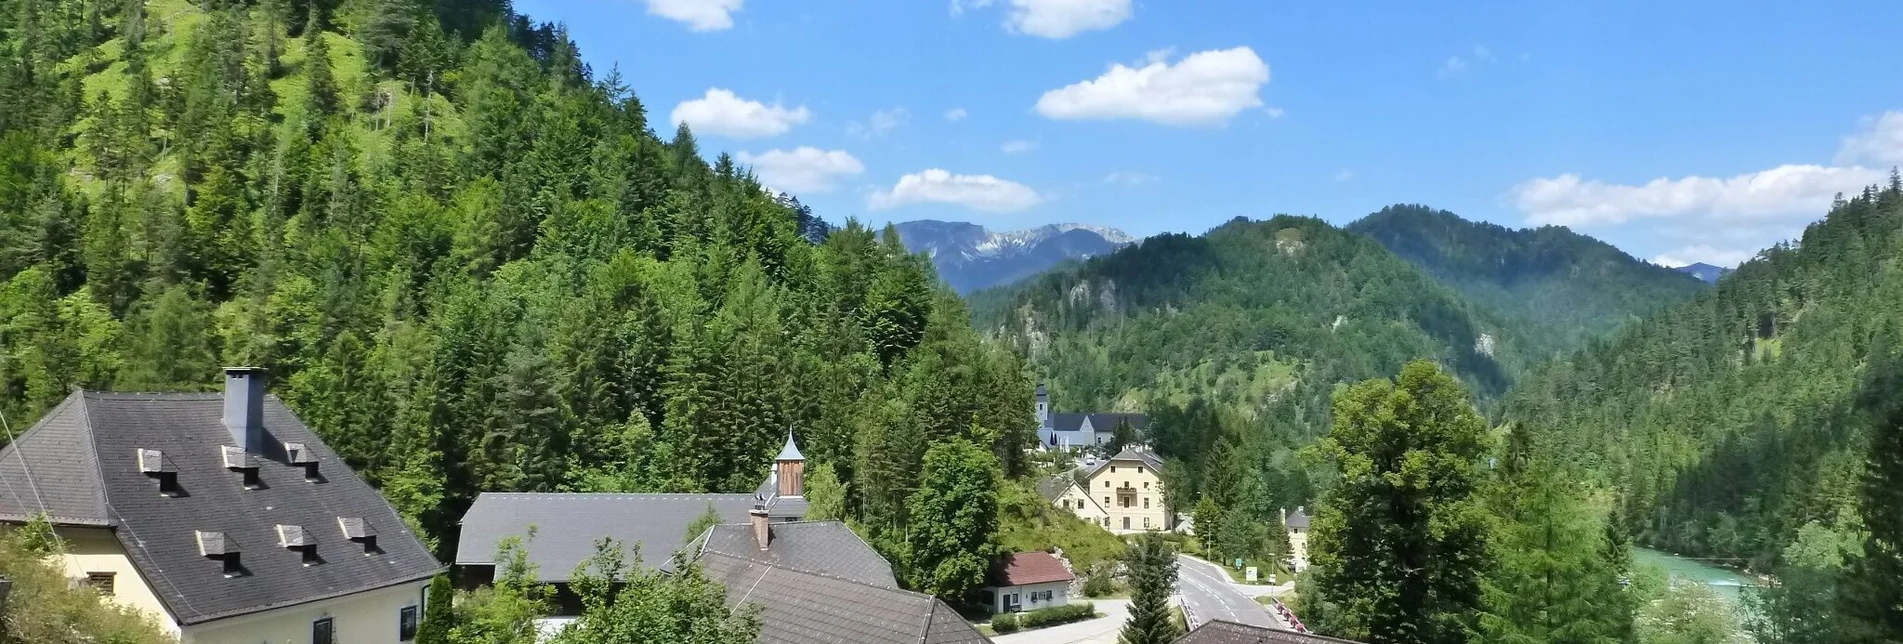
1084, 458, 1170, 535
49, 527, 428, 644
1052, 483, 1107, 523
56, 527, 183, 637
185, 579, 428, 644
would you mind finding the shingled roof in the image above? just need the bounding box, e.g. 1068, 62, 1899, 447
1082, 447, 1165, 479
691, 521, 896, 588
456, 492, 758, 582
697, 551, 988, 644
1048, 412, 1149, 434
1174, 620, 1366, 644
987, 552, 1073, 587
0, 390, 442, 625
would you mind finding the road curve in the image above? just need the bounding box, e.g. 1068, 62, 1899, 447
1174, 554, 1288, 631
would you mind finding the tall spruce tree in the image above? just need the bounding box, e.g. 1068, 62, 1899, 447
1119, 532, 1181, 644
1841, 337, 1903, 642
1307, 360, 1494, 644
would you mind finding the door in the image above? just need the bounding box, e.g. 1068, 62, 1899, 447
1123, 517, 1131, 529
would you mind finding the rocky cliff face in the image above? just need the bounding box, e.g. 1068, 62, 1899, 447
890, 220, 1135, 293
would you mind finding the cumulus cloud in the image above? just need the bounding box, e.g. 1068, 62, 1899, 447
643, 0, 743, 32
1001, 140, 1037, 154
736, 147, 865, 193
1513, 165, 1889, 228
671, 89, 810, 139
944, 107, 969, 121
1513, 112, 1903, 230
848, 108, 908, 139
868, 169, 1042, 212
956, 0, 1131, 38
1034, 47, 1271, 127
1835, 111, 1903, 167
1439, 56, 1469, 77
1103, 171, 1158, 186
1652, 245, 1756, 269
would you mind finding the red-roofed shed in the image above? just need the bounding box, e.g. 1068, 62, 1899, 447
984, 552, 1075, 614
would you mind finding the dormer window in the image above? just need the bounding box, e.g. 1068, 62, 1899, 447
197, 531, 244, 577
285, 442, 321, 482
339, 517, 379, 554
138, 449, 180, 496
222, 445, 263, 489
278, 524, 320, 566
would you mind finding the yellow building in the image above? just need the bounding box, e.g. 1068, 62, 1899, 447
0, 369, 443, 643
1075, 448, 1172, 534
1038, 475, 1108, 526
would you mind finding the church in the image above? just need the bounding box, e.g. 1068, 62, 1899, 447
1034, 383, 1148, 450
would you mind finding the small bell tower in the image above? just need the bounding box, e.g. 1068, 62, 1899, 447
775, 430, 804, 497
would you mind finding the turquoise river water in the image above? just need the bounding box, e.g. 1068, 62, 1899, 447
1632, 547, 1760, 605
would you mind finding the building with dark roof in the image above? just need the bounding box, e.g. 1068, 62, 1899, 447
0, 368, 443, 643
456, 433, 989, 643
1034, 384, 1148, 450
1174, 619, 1366, 644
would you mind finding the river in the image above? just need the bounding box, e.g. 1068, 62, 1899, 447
1632, 547, 1759, 605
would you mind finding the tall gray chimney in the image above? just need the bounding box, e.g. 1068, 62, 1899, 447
223, 368, 266, 452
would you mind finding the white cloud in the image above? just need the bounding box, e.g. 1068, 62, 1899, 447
1439, 56, 1468, 77
1472, 45, 1495, 62
670, 89, 810, 139
1513, 112, 1903, 230
1001, 139, 1037, 154
868, 169, 1042, 212
1001, 0, 1132, 38
1652, 245, 1756, 268
1513, 165, 1889, 228
1835, 111, 1903, 167
944, 107, 969, 121
1034, 47, 1271, 127
949, 0, 994, 16
848, 108, 908, 139
1334, 169, 1354, 182
736, 147, 865, 193
1103, 171, 1158, 186
643, 0, 743, 32
1264, 106, 1286, 119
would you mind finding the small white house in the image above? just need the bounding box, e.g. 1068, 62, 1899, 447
983, 552, 1074, 615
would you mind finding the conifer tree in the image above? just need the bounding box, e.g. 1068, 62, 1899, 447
1841, 338, 1903, 641
1119, 532, 1181, 644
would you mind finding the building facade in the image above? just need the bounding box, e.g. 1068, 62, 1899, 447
982, 552, 1074, 615
1077, 448, 1172, 534
1034, 384, 1149, 450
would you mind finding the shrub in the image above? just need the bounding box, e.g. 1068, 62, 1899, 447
1016, 602, 1097, 629
1083, 573, 1118, 597
991, 613, 1020, 633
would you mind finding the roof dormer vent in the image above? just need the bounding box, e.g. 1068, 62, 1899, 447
197, 531, 245, 577
138, 449, 181, 496
285, 442, 321, 482
222, 445, 263, 489
338, 517, 379, 554
277, 524, 320, 566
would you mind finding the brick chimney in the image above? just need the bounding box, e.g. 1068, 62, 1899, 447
750, 508, 771, 550
223, 368, 267, 453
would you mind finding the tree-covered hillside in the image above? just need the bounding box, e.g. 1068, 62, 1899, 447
1348, 204, 1707, 359
970, 215, 1518, 508
1506, 178, 1903, 568
0, 0, 1031, 558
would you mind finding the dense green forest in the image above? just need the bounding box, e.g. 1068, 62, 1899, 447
0, 0, 1034, 574
1506, 179, 1902, 568
1348, 204, 1708, 359
969, 214, 1519, 512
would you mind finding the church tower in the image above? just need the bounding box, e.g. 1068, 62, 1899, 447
1036, 383, 1052, 430
775, 430, 804, 497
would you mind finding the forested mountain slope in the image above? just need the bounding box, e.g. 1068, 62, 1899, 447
0, 0, 1031, 555
1348, 204, 1707, 358
1505, 178, 1903, 567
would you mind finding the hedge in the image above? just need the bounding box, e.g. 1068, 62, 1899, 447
1016, 602, 1098, 630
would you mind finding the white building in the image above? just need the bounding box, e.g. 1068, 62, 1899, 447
983, 552, 1075, 615
1034, 384, 1149, 450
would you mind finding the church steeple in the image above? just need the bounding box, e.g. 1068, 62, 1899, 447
775, 430, 804, 497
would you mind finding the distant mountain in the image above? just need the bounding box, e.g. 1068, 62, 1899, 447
1674, 262, 1731, 284
1347, 205, 1708, 358
891, 220, 1135, 293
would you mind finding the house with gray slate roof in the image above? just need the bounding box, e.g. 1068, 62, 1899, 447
0, 368, 443, 644
455, 433, 991, 643
1035, 383, 1148, 450
1174, 619, 1366, 644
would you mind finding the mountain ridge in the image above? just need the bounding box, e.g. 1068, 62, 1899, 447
891, 219, 1134, 293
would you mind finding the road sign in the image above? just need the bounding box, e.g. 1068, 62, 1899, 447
1245, 566, 1258, 582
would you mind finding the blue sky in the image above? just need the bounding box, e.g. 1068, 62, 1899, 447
514, 0, 1903, 267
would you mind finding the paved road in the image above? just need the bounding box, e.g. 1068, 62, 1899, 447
1174, 554, 1288, 631
990, 599, 1133, 644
